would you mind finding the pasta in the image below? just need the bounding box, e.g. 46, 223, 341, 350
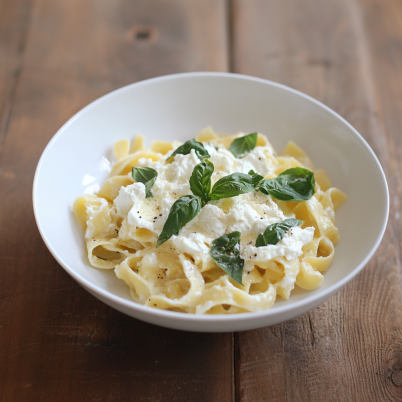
73, 127, 346, 314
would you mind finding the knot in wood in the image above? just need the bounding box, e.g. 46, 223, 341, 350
128, 26, 157, 44
391, 369, 402, 387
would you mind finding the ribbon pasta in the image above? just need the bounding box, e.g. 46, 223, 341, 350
73, 128, 346, 314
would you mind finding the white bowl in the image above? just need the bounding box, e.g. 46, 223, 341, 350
33, 72, 389, 332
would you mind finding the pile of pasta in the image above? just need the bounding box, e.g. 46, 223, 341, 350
73, 128, 346, 314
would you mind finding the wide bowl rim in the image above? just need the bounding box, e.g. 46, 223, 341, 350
33, 71, 389, 324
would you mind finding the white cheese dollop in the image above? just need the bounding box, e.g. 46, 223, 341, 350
242, 226, 315, 262
114, 182, 145, 217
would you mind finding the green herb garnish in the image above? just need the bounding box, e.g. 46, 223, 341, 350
156, 195, 202, 247
256, 218, 303, 247
229, 133, 258, 158
209, 171, 264, 201
166, 139, 210, 162
211, 231, 244, 285
189, 160, 214, 207
132, 167, 158, 198
258, 167, 315, 201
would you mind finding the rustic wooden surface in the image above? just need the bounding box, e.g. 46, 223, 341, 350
232, 0, 402, 401
0, 0, 401, 400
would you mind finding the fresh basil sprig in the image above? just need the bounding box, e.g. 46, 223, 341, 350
229, 133, 258, 158
132, 167, 158, 198
166, 139, 210, 162
211, 231, 244, 285
256, 218, 303, 247
189, 160, 214, 206
156, 195, 201, 247
258, 167, 315, 202
209, 171, 264, 201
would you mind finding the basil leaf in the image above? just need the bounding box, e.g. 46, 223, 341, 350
156, 195, 201, 247
256, 218, 303, 247
229, 133, 258, 158
132, 167, 158, 198
190, 160, 214, 206
258, 167, 315, 201
211, 231, 244, 285
166, 139, 210, 161
209, 172, 263, 201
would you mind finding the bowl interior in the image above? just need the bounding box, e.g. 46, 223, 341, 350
34, 73, 388, 325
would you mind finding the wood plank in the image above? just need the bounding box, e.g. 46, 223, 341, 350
0, 1, 232, 401
0, 0, 34, 155
232, 0, 402, 400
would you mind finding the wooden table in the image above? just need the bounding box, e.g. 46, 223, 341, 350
1, 0, 401, 400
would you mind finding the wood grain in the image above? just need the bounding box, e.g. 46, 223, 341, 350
232, 0, 402, 400
0, 0, 34, 155
0, 1, 231, 401
2, 0, 402, 400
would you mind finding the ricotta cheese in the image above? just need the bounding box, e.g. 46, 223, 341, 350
114, 145, 314, 267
